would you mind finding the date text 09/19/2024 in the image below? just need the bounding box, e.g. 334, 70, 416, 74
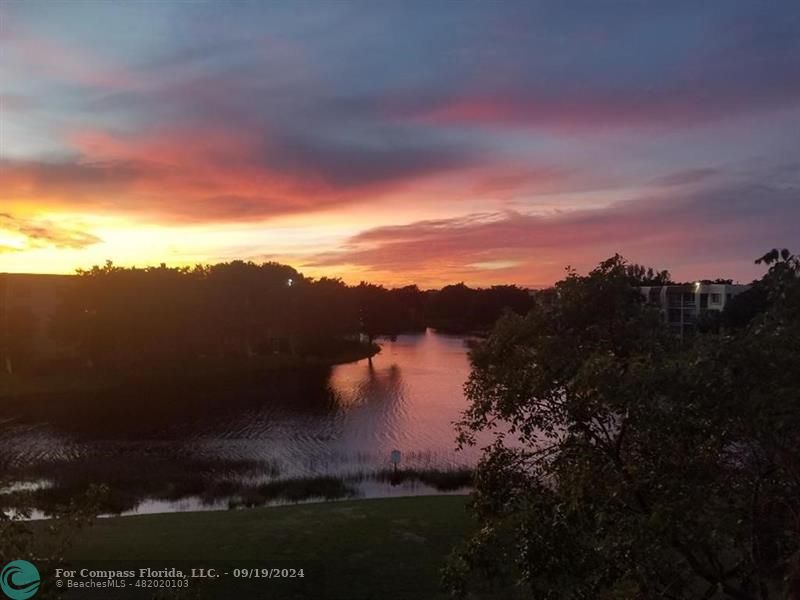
53, 568, 306, 579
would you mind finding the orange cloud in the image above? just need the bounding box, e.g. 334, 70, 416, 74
3, 119, 490, 224
0, 213, 101, 250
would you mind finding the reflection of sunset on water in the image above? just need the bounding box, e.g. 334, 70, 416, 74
0, 333, 485, 513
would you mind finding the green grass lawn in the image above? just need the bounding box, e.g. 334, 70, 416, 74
67, 495, 472, 600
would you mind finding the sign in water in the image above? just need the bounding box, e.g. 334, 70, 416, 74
390, 449, 401, 474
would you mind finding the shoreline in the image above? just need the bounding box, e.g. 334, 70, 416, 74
99, 491, 471, 522
0, 342, 380, 401
8, 468, 475, 521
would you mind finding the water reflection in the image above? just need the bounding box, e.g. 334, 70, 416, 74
0, 330, 480, 514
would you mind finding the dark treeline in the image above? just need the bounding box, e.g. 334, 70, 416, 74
51, 261, 354, 372
1, 257, 767, 378
5, 260, 535, 374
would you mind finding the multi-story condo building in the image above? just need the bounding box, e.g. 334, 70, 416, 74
639, 282, 749, 338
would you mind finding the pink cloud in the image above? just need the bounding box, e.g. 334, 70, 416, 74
3, 122, 485, 222
2, 25, 134, 90
307, 181, 799, 286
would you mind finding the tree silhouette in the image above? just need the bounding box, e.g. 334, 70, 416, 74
447, 252, 800, 599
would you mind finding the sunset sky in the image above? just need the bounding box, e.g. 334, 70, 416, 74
1, 1, 798, 287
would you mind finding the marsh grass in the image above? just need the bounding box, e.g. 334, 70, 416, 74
1, 456, 279, 514
368, 467, 474, 491
228, 476, 358, 508
2, 459, 472, 515
225, 468, 473, 508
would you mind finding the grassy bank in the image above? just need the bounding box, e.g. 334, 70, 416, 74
67, 495, 471, 600
0, 342, 379, 401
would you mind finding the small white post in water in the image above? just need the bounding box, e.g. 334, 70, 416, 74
390, 449, 401, 475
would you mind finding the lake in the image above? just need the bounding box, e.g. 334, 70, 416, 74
0, 330, 485, 515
